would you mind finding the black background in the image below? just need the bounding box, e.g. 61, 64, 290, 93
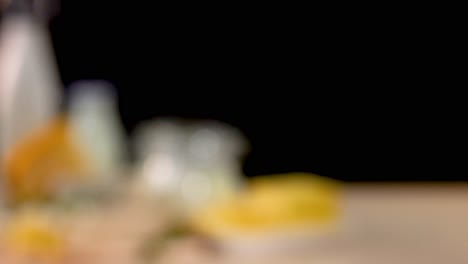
3, 1, 464, 181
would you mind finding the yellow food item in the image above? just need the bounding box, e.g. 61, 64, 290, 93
2, 211, 66, 262
192, 173, 341, 238
1, 116, 90, 204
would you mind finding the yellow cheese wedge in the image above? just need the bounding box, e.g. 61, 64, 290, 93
192, 173, 341, 238
2, 210, 66, 262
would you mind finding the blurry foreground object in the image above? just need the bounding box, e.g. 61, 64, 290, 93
1, 209, 67, 263
2, 116, 89, 205
0, 1, 62, 205
134, 120, 248, 211
141, 173, 340, 262
191, 173, 341, 253
68, 80, 126, 186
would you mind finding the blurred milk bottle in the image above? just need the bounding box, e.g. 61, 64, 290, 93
0, 0, 61, 156
133, 119, 186, 198
0, 0, 61, 203
68, 81, 126, 185
183, 121, 248, 210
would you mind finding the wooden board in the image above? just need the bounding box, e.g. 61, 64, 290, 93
1, 184, 468, 263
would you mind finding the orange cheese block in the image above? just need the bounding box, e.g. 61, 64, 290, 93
2, 116, 90, 204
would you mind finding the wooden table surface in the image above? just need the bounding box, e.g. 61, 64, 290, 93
1, 183, 468, 264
